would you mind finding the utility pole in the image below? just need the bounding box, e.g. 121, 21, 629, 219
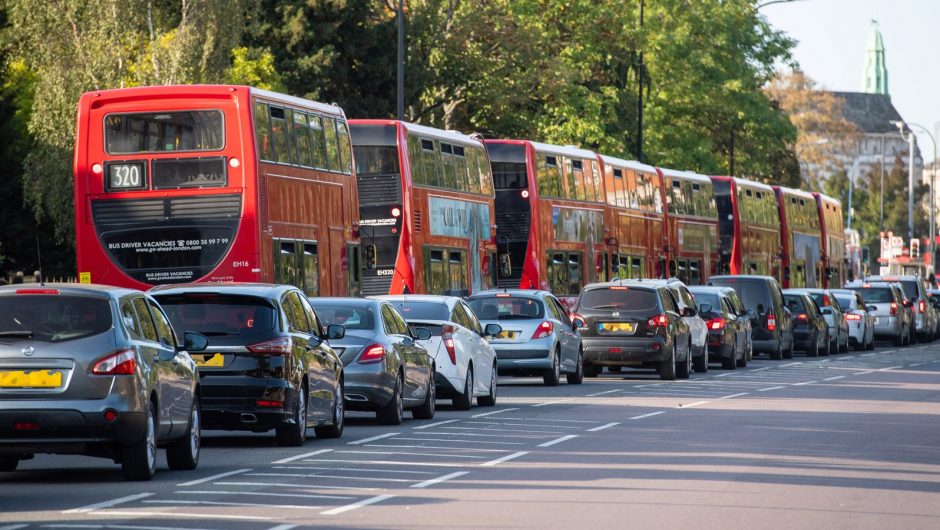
396, 0, 404, 120
635, 0, 644, 162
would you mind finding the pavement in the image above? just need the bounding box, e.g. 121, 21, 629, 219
1, 341, 939, 529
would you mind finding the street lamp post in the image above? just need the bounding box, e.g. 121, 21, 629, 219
904, 123, 937, 267
892, 121, 917, 243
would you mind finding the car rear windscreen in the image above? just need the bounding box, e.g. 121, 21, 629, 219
388, 301, 449, 321
898, 280, 919, 300
784, 295, 808, 313
834, 296, 855, 309
579, 288, 659, 311
855, 288, 893, 304
709, 278, 772, 313
310, 303, 375, 330
692, 292, 721, 312
467, 297, 545, 320
157, 294, 277, 337
0, 295, 112, 343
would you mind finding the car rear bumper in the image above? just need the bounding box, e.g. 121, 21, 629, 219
0, 407, 147, 454
342, 370, 397, 411
873, 317, 901, 336
581, 336, 670, 364
198, 377, 298, 430
495, 345, 553, 373
752, 338, 781, 354
792, 328, 818, 350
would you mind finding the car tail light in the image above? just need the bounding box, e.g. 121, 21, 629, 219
767, 314, 777, 331
443, 325, 457, 365
358, 344, 387, 364
890, 302, 899, 316
531, 321, 553, 339
845, 313, 862, 321
256, 400, 284, 407
92, 349, 137, 375
15, 288, 60, 295
647, 314, 669, 328
247, 337, 292, 355
707, 317, 725, 331
919, 300, 926, 313
795, 313, 809, 324
822, 294, 830, 306
13, 422, 39, 431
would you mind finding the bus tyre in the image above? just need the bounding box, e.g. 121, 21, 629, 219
566, 350, 584, 385
659, 345, 677, 381
453, 367, 474, 411
543, 349, 561, 386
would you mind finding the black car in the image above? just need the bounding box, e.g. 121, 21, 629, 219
707, 275, 795, 360
152, 283, 346, 446
309, 298, 435, 425
689, 286, 750, 369
573, 281, 693, 381
782, 290, 829, 357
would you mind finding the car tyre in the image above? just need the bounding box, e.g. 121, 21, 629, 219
377, 373, 404, 425
566, 350, 584, 384
771, 342, 783, 361
676, 341, 692, 379
276, 383, 308, 446
122, 403, 157, 481
543, 349, 561, 386
412, 371, 436, 419
721, 352, 737, 370
659, 344, 677, 381
783, 338, 794, 359
584, 364, 601, 378
0, 456, 19, 472
693, 344, 708, 373
453, 366, 474, 411
736, 345, 748, 368
867, 333, 876, 350
839, 334, 849, 353
807, 334, 819, 357
315, 379, 345, 438
478, 363, 498, 406
166, 399, 200, 471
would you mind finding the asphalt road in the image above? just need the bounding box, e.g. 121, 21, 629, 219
2, 341, 939, 530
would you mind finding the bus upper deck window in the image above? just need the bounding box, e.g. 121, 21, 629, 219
105, 110, 224, 154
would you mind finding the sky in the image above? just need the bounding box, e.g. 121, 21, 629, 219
762, 0, 940, 161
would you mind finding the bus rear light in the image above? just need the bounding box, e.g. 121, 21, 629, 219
845, 313, 862, 321
92, 163, 103, 174
92, 349, 137, 375
521, 190, 529, 199
531, 321, 553, 339
391, 207, 401, 217
647, 314, 669, 328
707, 318, 725, 330
890, 302, 899, 315
443, 325, 457, 365
766, 314, 777, 331
247, 337, 292, 355
358, 344, 387, 364
229, 157, 240, 168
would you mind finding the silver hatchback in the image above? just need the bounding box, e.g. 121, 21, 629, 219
0, 284, 207, 480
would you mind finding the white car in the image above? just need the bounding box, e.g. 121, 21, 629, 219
832, 289, 876, 351
374, 295, 500, 409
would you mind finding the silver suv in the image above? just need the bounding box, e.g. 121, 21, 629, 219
864, 275, 932, 342
0, 284, 207, 480
846, 281, 913, 346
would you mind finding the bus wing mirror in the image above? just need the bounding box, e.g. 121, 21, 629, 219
365, 245, 377, 270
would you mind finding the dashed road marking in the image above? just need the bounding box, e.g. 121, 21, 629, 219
630, 411, 665, 420
780, 362, 803, 367
481, 451, 530, 467
587, 389, 621, 397
321, 494, 395, 516
348, 432, 399, 445
471, 408, 519, 418
678, 400, 709, 408
272, 449, 333, 464
791, 381, 817, 386
538, 434, 579, 447
414, 419, 461, 429
879, 365, 902, 371
757, 386, 787, 392
410, 471, 470, 488
533, 399, 572, 407
587, 422, 620, 432
63, 492, 154, 514
719, 392, 749, 399
822, 375, 846, 381
90, 510, 271, 521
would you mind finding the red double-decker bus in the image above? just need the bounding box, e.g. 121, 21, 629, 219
484, 140, 607, 304
773, 186, 823, 288
658, 168, 719, 285
74, 85, 360, 295
710, 176, 782, 280
813, 192, 846, 288
350, 120, 496, 296
596, 156, 666, 280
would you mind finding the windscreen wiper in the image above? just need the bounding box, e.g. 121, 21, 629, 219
0, 330, 34, 339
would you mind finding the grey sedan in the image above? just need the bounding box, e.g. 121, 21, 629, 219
0, 284, 208, 481
310, 298, 436, 425
466, 289, 583, 386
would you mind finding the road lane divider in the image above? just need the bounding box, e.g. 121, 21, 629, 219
719, 392, 749, 399
791, 381, 817, 386
532, 399, 572, 407
677, 401, 709, 408
410, 471, 470, 488
414, 419, 461, 429
756, 386, 786, 392
629, 411, 665, 420
822, 375, 846, 381
321, 494, 396, 516
63, 492, 154, 514
272, 449, 333, 464
471, 408, 519, 418
481, 451, 530, 467
586, 389, 621, 397
348, 432, 399, 445
587, 422, 619, 432
538, 434, 578, 447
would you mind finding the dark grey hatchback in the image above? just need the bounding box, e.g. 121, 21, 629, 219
573, 282, 693, 381
152, 283, 345, 446
0, 284, 207, 480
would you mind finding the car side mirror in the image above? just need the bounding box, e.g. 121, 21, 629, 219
326, 324, 345, 340
181, 331, 209, 353
821, 307, 833, 315
699, 303, 713, 315
484, 323, 502, 337
867, 305, 877, 312
571, 319, 580, 331
682, 306, 697, 317
414, 327, 433, 341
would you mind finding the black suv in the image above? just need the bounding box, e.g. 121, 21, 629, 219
707, 275, 794, 360
152, 283, 346, 446
573, 281, 693, 381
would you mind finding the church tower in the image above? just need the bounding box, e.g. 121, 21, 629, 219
863, 20, 889, 95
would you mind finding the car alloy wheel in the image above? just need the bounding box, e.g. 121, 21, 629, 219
478, 364, 497, 406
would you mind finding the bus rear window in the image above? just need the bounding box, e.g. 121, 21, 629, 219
105, 111, 224, 154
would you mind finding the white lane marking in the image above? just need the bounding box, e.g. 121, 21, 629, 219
268, 525, 299, 530
145, 499, 320, 510
410, 470, 470, 488
348, 432, 399, 445
719, 392, 749, 399
443, 426, 565, 435
181, 490, 354, 500
90, 511, 269, 521
780, 362, 802, 367
267, 466, 434, 475
756, 386, 787, 392
178, 468, 252, 486
310, 458, 469, 468
414, 419, 461, 429
854, 370, 875, 376
41, 525, 217, 530
239, 473, 413, 483
339, 450, 488, 459
321, 494, 395, 516
471, 407, 519, 418
910, 362, 925, 367
791, 381, 817, 386
391, 437, 525, 445
0, 526, 28, 530
364, 443, 509, 452
880, 365, 902, 371
822, 375, 846, 381
464, 421, 583, 430
677, 400, 709, 408
481, 451, 530, 467
587, 422, 619, 432
413, 431, 548, 439
630, 411, 665, 420
712, 373, 732, 377
272, 449, 333, 465
587, 389, 621, 397
486, 416, 597, 423
63, 493, 154, 514
533, 399, 572, 407
238, 476, 380, 490
750, 367, 771, 372
861, 352, 878, 357
538, 434, 579, 447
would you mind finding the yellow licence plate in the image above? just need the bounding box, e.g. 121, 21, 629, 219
195, 353, 225, 367
0, 370, 63, 388
496, 330, 519, 339
599, 322, 635, 334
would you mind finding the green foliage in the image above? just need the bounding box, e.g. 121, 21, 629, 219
225, 47, 285, 91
